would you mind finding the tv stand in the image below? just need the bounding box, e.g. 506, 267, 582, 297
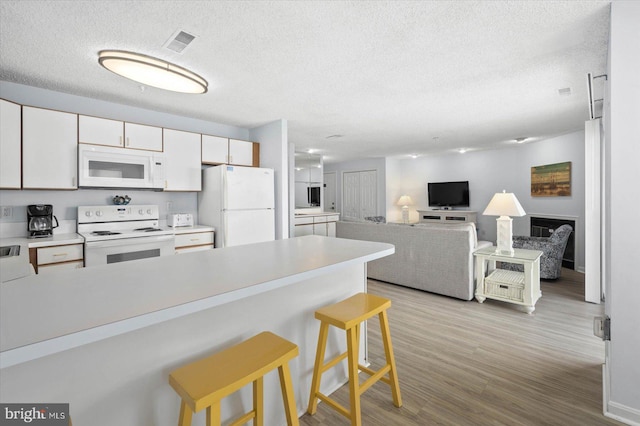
417, 210, 477, 224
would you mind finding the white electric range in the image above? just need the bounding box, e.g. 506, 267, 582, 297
78, 205, 175, 267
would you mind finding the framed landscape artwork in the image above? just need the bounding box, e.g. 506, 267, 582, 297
531, 161, 571, 197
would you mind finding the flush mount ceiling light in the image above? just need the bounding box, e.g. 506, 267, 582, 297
98, 50, 208, 94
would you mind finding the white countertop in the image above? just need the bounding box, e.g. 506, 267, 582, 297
0, 235, 393, 368
171, 225, 215, 234
0, 234, 84, 283
294, 212, 339, 217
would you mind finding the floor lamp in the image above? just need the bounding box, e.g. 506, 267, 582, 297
483, 190, 526, 255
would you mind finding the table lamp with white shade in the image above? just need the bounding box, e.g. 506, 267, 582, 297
397, 195, 414, 224
482, 190, 526, 255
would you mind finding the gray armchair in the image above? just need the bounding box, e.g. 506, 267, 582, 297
500, 224, 573, 279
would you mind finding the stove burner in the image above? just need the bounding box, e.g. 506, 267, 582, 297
134, 227, 163, 232
91, 231, 121, 236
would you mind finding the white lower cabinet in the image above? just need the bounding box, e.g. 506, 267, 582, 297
174, 230, 215, 253
22, 106, 78, 189
30, 243, 84, 274
294, 214, 339, 237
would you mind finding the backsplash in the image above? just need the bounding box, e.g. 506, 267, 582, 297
0, 189, 197, 238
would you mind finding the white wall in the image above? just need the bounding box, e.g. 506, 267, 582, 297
604, 1, 640, 423
323, 157, 387, 218
386, 131, 586, 270
249, 120, 289, 239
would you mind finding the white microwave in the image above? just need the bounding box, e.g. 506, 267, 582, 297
78, 144, 165, 190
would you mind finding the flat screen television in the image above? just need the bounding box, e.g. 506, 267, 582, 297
428, 181, 470, 208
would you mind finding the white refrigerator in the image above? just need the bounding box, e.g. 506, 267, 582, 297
198, 165, 275, 248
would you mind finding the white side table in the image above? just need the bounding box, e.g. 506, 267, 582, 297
474, 246, 543, 314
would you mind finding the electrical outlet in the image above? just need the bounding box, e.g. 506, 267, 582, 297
1, 206, 12, 218
166, 201, 173, 211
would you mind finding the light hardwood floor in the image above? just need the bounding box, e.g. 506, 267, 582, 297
300, 269, 621, 425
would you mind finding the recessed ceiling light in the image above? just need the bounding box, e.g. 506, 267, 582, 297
326, 134, 344, 139
98, 50, 208, 94
410, 154, 418, 159
515, 137, 528, 143
458, 148, 467, 154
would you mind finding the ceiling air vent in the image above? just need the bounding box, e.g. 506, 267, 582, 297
163, 30, 196, 54
558, 87, 572, 96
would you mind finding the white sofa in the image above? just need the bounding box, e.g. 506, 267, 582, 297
336, 221, 491, 300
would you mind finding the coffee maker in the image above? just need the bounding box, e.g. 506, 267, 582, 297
27, 204, 58, 238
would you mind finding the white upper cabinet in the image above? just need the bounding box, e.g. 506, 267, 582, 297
79, 115, 162, 151
202, 135, 259, 167
124, 122, 163, 151
229, 138, 255, 166
79, 115, 124, 147
22, 106, 78, 189
163, 128, 202, 191
201, 134, 229, 164
0, 99, 22, 188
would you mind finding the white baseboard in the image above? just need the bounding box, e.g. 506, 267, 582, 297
603, 363, 640, 425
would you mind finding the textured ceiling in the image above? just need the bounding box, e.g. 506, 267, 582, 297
0, 1, 610, 164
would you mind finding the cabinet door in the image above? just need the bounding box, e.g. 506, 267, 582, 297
295, 224, 314, 237
326, 221, 336, 237
78, 115, 123, 147
229, 139, 255, 166
313, 223, 328, 236
0, 99, 21, 188
309, 166, 322, 183
124, 122, 163, 151
201, 134, 229, 164
163, 128, 202, 191
22, 106, 78, 189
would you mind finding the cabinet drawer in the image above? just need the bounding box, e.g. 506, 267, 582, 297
37, 244, 84, 265
326, 215, 340, 222
176, 245, 214, 254
175, 232, 214, 248
294, 216, 314, 225
38, 260, 84, 273
313, 216, 328, 223
484, 269, 525, 302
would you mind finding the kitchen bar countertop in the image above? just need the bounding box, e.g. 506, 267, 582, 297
0, 235, 393, 368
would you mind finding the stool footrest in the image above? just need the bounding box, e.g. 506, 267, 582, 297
358, 364, 392, 394
229, 411, 255, 426
321, 351, 349, 374
317, 392, 351, 419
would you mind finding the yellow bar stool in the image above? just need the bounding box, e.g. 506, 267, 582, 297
307, 293, 402, 425
169, 331, 300, 426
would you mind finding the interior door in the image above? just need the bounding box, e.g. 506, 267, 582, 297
359, 170, 377, 219
342, 171, 361, 221
323, 172, 337, 213
342, 170, 377, 221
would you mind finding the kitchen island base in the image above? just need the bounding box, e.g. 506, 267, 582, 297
1, 236, 392, 426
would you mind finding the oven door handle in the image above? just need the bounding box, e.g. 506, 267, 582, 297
85, 234, 175, 249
